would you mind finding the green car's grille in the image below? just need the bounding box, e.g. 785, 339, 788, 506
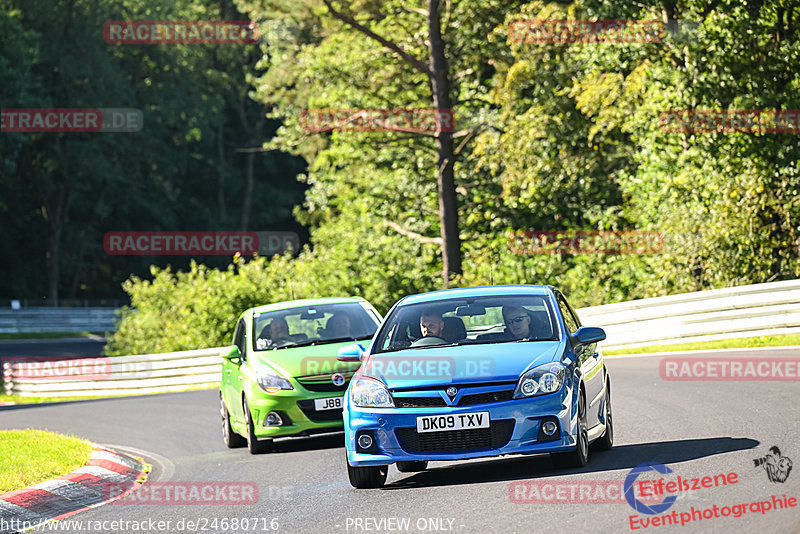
296, 379, 351, 392
296, 400, 344, 422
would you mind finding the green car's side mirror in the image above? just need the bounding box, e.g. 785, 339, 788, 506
222, 345, 241, 362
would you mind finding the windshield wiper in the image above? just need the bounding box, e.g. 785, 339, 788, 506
281, 335, 373, 349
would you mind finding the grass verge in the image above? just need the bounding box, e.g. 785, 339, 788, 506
0, 429, 93, 493
604, 333, 800, 356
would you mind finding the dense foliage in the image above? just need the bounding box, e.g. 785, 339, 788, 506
3, 1, 797, 354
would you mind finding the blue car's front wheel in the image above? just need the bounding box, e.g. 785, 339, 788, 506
552, 392, 589, 468
347, 456, 388, 488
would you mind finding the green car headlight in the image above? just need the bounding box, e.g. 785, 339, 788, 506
513, 363, 565, 398
256, 367, 294, 394
350, 376, 394, 408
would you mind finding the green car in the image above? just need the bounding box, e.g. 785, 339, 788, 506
220, 297, 381, 454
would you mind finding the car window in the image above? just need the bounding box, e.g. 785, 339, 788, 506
373, 295, 558, 353
234, 318, 246, 361
252, 302, 380, 351
557, 295, 579, 333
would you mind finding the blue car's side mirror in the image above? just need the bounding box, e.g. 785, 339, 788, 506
574, 326, 606, 346
337, 343, 366, 362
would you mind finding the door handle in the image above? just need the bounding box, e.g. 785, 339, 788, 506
238, 376, 244, 380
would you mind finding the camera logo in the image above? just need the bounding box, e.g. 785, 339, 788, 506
753, 446, 793, 483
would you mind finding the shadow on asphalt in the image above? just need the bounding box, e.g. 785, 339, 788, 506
270, 432, 345, 453
380, 437, 760, 490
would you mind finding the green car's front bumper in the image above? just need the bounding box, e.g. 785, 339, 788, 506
248, 376, 351, 438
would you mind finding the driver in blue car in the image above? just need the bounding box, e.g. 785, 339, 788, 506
411, 310, 446, 347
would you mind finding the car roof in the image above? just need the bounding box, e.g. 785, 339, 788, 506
249, 297, 367, 315
396, 285, 553, 307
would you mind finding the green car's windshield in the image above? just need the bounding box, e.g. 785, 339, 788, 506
373, 295, 558, 354
252, 302, 380, 351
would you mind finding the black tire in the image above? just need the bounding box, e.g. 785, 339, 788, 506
220, 393, 246, 448
243, 397, 273, 454
551, 391, 588, 468
592, 386, 613, 451
396, 461, 428, 473
347, 460, 388, 488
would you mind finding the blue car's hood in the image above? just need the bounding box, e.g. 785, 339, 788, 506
362, 341, 562, 389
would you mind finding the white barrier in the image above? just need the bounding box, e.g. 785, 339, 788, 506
576, 279, 800, 349
3, 280, 799, 397
2, 347, 225, 397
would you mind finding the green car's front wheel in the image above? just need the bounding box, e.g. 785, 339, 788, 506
220, 393, 246, 449
243, 397, 273, 454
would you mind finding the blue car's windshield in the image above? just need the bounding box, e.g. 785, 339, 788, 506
253, 302, 380, 351
373, 295, 559, 354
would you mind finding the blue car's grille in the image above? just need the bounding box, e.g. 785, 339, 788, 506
458, 389, 514, 406
395, 419, 515, 452
393, 389, 514, 408
395, 397, 447, 408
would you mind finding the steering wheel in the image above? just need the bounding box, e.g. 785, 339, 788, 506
410, 336, 449, 347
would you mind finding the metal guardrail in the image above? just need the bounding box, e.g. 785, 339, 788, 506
0, 307, 118, 334
3, 280, 799, 397
577, 278, 800, 350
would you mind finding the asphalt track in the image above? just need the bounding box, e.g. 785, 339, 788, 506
1, 347, 798, 534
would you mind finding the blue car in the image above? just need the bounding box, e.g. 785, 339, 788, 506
338, 285, 612, 488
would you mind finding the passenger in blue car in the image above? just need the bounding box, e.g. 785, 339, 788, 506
502, 305, 533, 339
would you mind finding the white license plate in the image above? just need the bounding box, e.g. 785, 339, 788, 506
314, 397, 343, 411
416, 412, 490, 433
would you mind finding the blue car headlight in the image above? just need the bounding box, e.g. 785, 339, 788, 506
513, 363, 565, 398
350, 376, 394, 408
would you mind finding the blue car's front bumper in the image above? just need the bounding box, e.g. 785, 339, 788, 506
345, 383, 578, 466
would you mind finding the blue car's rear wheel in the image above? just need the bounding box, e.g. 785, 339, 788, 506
347, 457, 388, 488
592, 386, 613, 451
396, 461, 428, 473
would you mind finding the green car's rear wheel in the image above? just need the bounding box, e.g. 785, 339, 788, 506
244, 397, 274, 454
220, 393, 246, 449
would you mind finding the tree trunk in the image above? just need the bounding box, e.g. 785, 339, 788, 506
428, 0, 461, 287
240, 150, 255, 231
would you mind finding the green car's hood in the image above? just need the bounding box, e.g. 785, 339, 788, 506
250, 340, 363, 377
